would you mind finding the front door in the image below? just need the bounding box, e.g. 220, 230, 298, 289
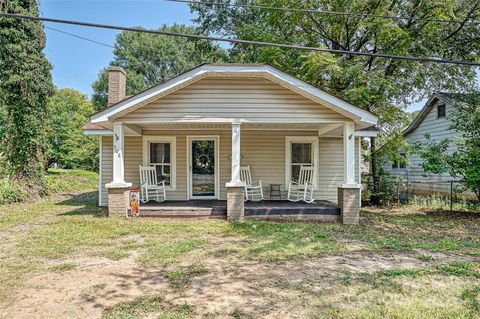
188, 136, 218, 199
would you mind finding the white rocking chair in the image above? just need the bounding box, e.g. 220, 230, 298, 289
287, 165, 314, 203
139, 165, 167, 203
240, 165, 264, 201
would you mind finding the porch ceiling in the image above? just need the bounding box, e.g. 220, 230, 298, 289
137, 122, 344, 135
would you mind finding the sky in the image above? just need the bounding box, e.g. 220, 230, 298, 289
40, 0, 194, 97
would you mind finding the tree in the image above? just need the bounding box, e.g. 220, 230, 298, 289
0, 0, 54, 196
190, 0, 479, 129
416, 93, 480, 200
45, 89, 99, 171
190, 0, 479, 204
92, 24, 229, 111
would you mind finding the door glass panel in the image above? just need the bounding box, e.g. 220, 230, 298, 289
192, 140, 215, 197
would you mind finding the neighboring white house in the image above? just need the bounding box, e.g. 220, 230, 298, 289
386, 93, 463, 195
83, 64, 378, 224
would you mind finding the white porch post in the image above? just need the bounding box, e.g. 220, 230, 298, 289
226, 121, 245, 221
113, 122, 126, 184
231, 122, 241, 184
339, 121, 361, 225
106, 122, 131, 216
343, 122, 356, 185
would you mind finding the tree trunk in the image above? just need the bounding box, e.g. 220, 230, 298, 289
370, 136, 380, 205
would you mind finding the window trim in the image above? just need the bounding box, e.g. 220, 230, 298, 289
285, 136, 319, 189
142, 136, 177, 190
437, 104, 446, 118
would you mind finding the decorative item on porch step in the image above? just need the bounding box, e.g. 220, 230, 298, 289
130, 188, 140, 217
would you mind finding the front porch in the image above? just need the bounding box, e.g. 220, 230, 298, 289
139, 200, 341, 221
85, 64, 380, 224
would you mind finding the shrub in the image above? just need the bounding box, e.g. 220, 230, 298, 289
0, 179, 27, 205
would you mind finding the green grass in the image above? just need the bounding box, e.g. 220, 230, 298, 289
138, 239, 207, 267
50, 262, 77, 272
102, 295, 165, 319
1, 169, 480, 318
102, 295, 196, 319
166, 265, 208, 289
372, 261, 480, 280
226, 221, 343, 260
45, 169, 99, 195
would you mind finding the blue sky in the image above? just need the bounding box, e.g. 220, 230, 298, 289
41, 0, 193, 97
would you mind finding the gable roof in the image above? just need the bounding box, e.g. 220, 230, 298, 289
91, 64, 377, 126
403, 92, 471, 136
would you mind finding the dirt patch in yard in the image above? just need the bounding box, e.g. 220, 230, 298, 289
3, 250, 476, 319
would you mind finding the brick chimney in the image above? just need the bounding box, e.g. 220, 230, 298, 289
108, 66, 126, 106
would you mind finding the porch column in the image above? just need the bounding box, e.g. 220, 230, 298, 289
343, 122, 356, 185
106, 122, 132, 216
226, 122, 245, 221
338, 122, 361, 225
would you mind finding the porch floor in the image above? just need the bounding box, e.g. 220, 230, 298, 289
139, 200, 341, 220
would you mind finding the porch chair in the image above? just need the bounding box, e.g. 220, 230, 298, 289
139, 165, 167, 203
287, 165, 314, 203
240, 165, 264, 201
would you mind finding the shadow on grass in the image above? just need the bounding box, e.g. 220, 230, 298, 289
423, 209, 480, 219
56, 191, 107, 217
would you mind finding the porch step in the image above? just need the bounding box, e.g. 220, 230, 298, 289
139, 203, 227, 218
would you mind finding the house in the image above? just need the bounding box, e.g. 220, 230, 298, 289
385, 92, 463, 195
83, 64, 378, 224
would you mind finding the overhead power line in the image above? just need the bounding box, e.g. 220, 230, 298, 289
1, 12, 479, 66
167, 0, 480, 25
45, 26, 114, 48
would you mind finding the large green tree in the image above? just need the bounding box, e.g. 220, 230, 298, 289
190, 0, 480, 129
92, 24, 229, 111
0, 0, 54, 196
46, 89, 98, 171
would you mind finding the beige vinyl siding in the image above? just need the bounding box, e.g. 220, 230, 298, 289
117, 77, 348, 123
143, 130, 231, 200
100, 136, 142, 206
100, 131, 356, 204
100, 136, 112, 206
318, 137, 344, 202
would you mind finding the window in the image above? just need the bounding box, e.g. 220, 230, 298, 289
143, 137, 176, 189
286, 137, 318, 188
437, 104, 446, 118
392, 153, 407, 169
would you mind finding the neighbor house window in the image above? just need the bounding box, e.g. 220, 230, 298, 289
286, 137, 318, 188
392, 153, 407, 169
143, 137, 176, 189
437, 104, 446, 118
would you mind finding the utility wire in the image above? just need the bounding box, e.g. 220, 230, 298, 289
1, 12, 479, 66
45, 26, 115, 48
167, 0, 480, 25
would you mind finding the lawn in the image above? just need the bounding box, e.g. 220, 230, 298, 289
0, 170, 479, 318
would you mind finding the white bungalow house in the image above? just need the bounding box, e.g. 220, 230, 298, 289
83, 64, 378, 224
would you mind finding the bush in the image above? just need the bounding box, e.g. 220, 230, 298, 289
0, 179, 27, 205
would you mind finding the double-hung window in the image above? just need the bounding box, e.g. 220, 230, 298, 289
143, 137, 176, 189
286, 137, 318, 188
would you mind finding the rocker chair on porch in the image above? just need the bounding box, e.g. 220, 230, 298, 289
240, 165, 264, 201
139, 165, 167, 203
288, 165, 314, 203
